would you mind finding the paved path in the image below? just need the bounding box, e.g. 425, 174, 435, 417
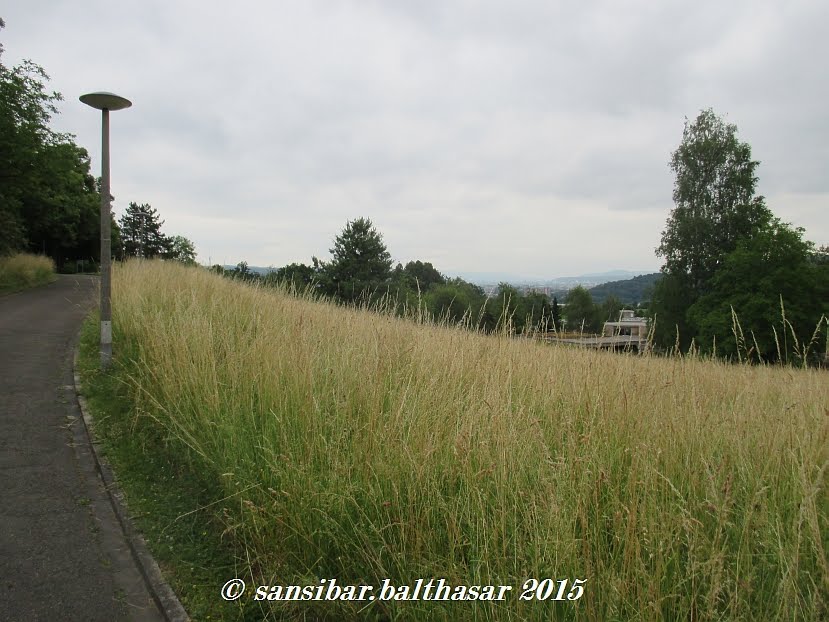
0, 276, 164, 621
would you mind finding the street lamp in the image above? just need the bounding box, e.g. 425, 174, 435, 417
80, 91, 132, 368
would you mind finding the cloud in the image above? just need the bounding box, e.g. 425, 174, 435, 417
2, 0, 827, 276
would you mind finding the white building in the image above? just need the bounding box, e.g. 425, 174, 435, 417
601, 310, 650, 352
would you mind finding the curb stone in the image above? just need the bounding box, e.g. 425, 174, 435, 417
73, 349, 191, 622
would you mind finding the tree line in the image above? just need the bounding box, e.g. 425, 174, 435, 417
116, 201, 196, 263
215, 217, 579, 335
0, 18, 102, 267
0, 22, 196, 269
218, 218, 655, 336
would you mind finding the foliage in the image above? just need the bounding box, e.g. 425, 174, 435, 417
648, 109, 829, 358
657, 109, 772, 295
118, 202, 169, 259
0, 31, 102, 266
423, 278, 491, 329
0, 54, 59, 255
1, 24, 195, 269
257, 218, 572, 335
524, 291, 555, 332
489, 283, 522, 332
587, 273, 661, 304
596, 294, 624, 326
263, 262, 316, 290
488, 286, 554, 334
653, 109, 773, 350
166, 235, 197, 264
564, 285, 600, 332
551, 296, 562, 331
687, 220, 828, 362
317, 217, 393, 302
648, 271, 695, 351
394, 260, 445, 292
227, 261, 258, 282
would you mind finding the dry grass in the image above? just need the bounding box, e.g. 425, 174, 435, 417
109, 260, 828, 621
0, 252, 55, 292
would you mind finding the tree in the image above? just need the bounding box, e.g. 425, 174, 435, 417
657, 109, 772, 293
424, 278, 490, 329
489, 283, 524, 332
427, 282, 476, 325
653, 109, 773, 348
264, 262, 316, 290
649, 272, 694, 349
118, 202, 169, 258
551, 296, 562, 332
400, 260, 445, 291
564, 286, 599, 333
166, 235, 197, 264
320, 217, 393, 302
0, 26, 102, 266
524, 291, 554, 333
21, 140, 101, 264
597, 295, 623, 325
229, 260, 258, 281
588, 273, 662, 305
0, 53, 61, 255
687, 220, 828, 362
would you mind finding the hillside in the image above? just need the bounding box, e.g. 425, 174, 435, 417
588, 272, 661, 303
80, 261, 828, 621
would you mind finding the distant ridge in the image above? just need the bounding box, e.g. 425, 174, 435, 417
587, 273, 661, 304
218, 265, 661, 301
222, 264, 272, 275
449, 269, 656, 288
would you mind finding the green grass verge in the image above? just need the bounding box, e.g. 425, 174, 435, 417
77, 316, 268, 621
0, 253, 56, 293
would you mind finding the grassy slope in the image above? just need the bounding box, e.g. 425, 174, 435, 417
78, 261, 828, 621
0, 253, 56, 293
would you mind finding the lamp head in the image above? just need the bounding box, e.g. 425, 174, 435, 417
80, 91, 132, 111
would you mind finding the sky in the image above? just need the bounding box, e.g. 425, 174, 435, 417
3, 0, 828, 280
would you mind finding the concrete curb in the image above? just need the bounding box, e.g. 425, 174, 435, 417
72, 349, 190, 622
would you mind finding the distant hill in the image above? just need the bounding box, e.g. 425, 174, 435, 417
587, 273, 662, 304
446, 271, 531, 284
222, 264, 272, 275
452, 269, 655, 288
218, 266, 662, 302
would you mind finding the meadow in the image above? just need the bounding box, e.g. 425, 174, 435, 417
81, 260, 828, 621
0, 252, 55, 293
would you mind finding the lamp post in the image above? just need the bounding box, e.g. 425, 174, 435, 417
80, 91, 132, 368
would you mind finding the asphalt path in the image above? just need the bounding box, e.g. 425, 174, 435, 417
0, 275, 164, 621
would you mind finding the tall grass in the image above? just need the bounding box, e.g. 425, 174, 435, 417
0, 252, 56, 292
110, 261, 827, 621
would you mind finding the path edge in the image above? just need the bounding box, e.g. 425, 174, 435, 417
72, 347, 191, 622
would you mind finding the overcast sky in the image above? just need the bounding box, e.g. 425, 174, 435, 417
3, 0, 827, 279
